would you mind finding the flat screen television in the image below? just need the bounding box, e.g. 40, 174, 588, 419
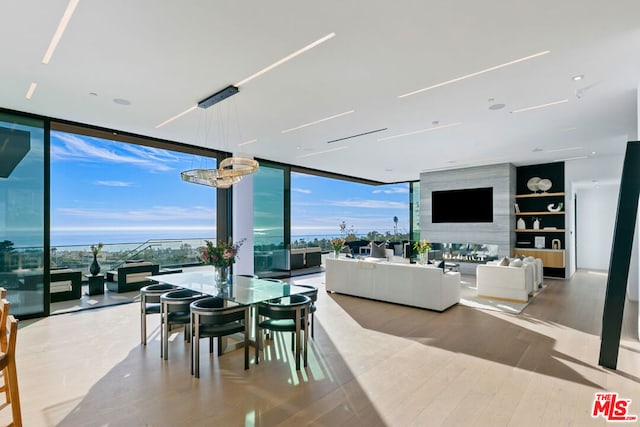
432, 187, 493, 223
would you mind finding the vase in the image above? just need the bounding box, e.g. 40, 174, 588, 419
89, 255, 101, 276
418, 253, 426, 265
214, 265, 229, 286
333, 250, 339, 259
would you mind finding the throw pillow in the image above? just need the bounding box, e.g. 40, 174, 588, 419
509, 259, 523, 268
524, 256, 535, 262
499, 256, 510, 266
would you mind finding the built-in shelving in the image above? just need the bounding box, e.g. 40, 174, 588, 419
514, 229, 565, 233
515, 192, 565, 199
515, 211, 564, 216
515, 162, 566, 278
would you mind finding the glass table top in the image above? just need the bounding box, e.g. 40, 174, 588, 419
147, 266, 308, 305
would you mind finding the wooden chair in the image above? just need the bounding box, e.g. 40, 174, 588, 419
0, 299, 10, 403
0, 315, 21, 426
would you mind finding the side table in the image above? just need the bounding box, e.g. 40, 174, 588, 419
86, 273, 105, 296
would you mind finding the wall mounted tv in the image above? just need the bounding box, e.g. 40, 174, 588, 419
431, 187, 493, 223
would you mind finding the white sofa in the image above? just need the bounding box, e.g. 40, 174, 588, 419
476, 259, 534, 302
522, 256, 543, 288
325, 258, 460, 311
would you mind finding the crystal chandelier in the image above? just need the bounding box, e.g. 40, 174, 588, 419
180, 85, 259, 188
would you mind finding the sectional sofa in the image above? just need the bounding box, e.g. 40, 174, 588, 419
325, 257, 460, 311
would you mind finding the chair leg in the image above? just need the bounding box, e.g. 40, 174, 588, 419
217, 336, 223, 356
141, 302, 146, 345
163, 305, 169, 361
310, 313, 314, 338
7, 360, 22, 427
303, 314, 308, 368
209, 337, 213, 353
194, 328, 200, 378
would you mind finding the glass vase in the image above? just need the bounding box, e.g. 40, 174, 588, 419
418, 253, 426, 265
214, 265, 229, 285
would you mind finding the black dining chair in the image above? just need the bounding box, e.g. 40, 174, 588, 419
140, 283, 180, 345
160, 289, 204, 360
189, 297, 251, 377
294, 284, 318, 338
254, 294, 311, 370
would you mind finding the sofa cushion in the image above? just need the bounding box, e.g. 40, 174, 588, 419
121, 261, 152, 268
509, 259, 523, 268
51, 281, 73, 293
370, 242, 387, 258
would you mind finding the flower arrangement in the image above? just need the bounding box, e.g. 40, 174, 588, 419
330, 237, 345, 253
413, 239, 431, 255
200, 238, 246, 267
91, 242, 104, 257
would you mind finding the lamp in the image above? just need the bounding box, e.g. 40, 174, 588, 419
180, 85, 259, 188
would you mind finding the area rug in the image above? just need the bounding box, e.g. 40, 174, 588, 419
458, 277, 546, 314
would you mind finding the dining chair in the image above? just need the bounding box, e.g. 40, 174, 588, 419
0, 315, 21, 427
255, 294, 311, 370
293, 284, 318, 338
0, 298, 9, 403
189, 297, 251, 377
160, 289, 204, 360
140, 283, 180, 345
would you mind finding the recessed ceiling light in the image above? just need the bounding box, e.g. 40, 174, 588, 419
297, 146, 348, 158
546, 146, 583, 153
447, 160, 457, 164
532, 147, 543, 152
113, 98, 131, 106
398, 50, 550, 98
377, 122, 463, 142
488, 103, 506, 110
156, 105, 197, 128
511, 99, 568, 113
591, 151, 596, 155
89, 92, 98, 97
282, 110, 354, 134
25, 82, 37, 100
238, 139, 257, 147
42, 0, 80, 64
235, 33, 335, 87
572, 75, 584, 81
554, 155, 588, 162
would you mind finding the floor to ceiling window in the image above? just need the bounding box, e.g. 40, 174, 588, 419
49, 128, 219, 274
253, 162, 289, 277
0, 112, 46, 317
291, 171, 409, 250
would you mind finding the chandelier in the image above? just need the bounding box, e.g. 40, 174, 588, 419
181, 157, 259, 189
180, 85, 259, 188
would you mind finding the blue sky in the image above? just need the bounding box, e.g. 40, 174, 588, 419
50, 131, 409, 245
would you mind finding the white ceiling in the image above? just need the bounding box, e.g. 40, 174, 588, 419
2, 0, 639, 183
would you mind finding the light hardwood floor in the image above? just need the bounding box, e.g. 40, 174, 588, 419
1, 270, 638, 426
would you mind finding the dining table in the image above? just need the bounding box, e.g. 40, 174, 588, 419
147, 265, 309, 304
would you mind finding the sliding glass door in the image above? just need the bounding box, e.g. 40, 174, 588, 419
253, 162, 290, 277
0, 112, 47, 317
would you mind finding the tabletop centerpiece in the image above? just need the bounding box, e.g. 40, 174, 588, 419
330, 237, 345, 258
413, 239, 431, 265
200, 238, 246, 285
89, 242, 104, 275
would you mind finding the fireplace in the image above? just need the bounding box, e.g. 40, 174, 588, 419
429, 243, 499, 264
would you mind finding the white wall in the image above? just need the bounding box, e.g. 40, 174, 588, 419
232, 173, 254, 275
565, 154, 624, 277
575, 185, 618, 270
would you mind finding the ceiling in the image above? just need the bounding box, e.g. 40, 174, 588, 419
2, 0, 639, 183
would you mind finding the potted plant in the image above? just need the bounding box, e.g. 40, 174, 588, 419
330, 238, 345, 258
413, 239, 431, 265
200, 238, 246, 285
89, 242, 104, 275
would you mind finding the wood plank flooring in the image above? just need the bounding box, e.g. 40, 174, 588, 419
0, 270, 638, 426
